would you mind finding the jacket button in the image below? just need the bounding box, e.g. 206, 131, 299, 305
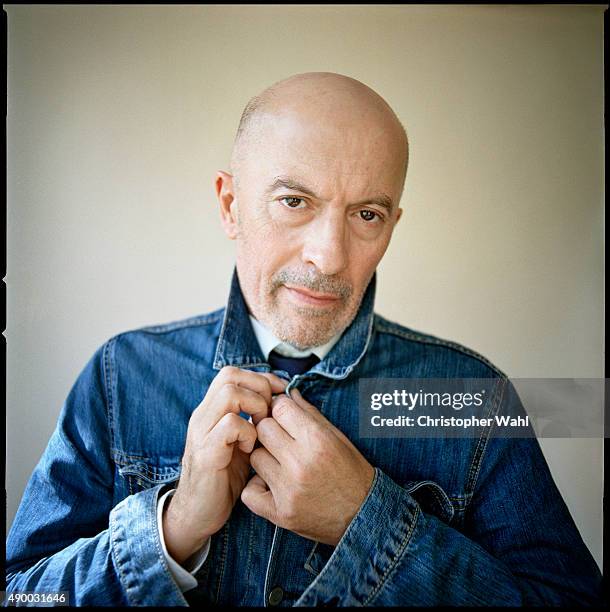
268, 586, 284, 606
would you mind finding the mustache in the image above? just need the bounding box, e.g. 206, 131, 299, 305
270, 269, 353, 300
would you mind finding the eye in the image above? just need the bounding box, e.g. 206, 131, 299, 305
359, 209, 380, 222
279, 196, 306, 209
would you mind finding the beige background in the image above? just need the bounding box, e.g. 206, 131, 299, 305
6, 5, 604, 569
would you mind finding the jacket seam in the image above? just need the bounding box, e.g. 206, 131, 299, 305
115, 458, 181, 473
130, 311, 225, 336
238, 510, 257, 605
112, 450, 184, 464
215, 522, 229, 603
109, 513, 137, 605
149, 487, 188, 604
363, 505, 420, 605
102, 338, 118, 459
374, 320, 506, 377
465, 378, 507, 503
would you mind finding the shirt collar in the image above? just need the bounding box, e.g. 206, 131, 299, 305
248, 314, 341, 361
213, 267, 377, 380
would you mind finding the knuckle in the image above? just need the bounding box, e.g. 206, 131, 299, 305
221, 365, 239, 379
219, 411, 241, 427
271, 395, 292, 419
218, 383, 238, 403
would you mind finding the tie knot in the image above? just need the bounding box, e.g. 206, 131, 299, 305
268, 350, 320, 377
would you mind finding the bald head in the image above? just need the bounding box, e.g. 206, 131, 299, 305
230, 72, 409, 195
217, 72, 408, 349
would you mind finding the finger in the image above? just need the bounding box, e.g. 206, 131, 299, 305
206, 412, 258, 468
289, 388, 325, 421
208, 366, 286, 406
257, 372, 290, 395
249, 446, 281, 486
290, 388, 354, 447
203, 384, 271, 432
270, 394, 311, 438
241, 474, 277, 520
256, 417, 294, 463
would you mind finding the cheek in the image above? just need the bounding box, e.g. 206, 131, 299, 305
235, 215, 297, 281
242, 199, 303, 241
244, 204, 304, 253
347, 235, 391, 285
241, 205, 274, 238
352, 222, 392, 256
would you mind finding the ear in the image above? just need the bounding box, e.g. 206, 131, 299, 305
395, 207, 403, 224
215, 170, 239, 240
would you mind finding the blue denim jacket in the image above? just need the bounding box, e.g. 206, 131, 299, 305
6, 270, 603, 606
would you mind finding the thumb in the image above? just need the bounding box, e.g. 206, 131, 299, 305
241, 474, 278, 520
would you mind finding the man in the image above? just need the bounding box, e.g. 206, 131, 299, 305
6, 72, 602, 606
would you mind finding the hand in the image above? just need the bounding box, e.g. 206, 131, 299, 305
241, 388, 375, 546
162, 366, 287, 564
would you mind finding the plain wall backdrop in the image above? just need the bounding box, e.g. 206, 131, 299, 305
6, 5, 604, 569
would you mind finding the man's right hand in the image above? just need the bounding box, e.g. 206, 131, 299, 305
162, 366, 287, 564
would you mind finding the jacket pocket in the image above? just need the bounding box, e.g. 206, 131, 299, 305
304, 541, 335, 577
404, 479, 455, 524
114, 452, 182, 496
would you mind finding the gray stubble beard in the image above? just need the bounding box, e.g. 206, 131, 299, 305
261, 270, 366, 350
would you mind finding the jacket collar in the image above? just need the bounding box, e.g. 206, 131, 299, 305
213, 267, 376, 380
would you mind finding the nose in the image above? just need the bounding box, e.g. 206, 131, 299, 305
301, 210, 349, 276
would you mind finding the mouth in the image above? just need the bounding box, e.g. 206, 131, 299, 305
283, 284, 343, 307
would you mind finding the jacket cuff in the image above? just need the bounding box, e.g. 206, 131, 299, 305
295, 467, 419, 606
109, 484, 190, 606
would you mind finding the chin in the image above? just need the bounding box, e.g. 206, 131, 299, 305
273, 314, 344, 350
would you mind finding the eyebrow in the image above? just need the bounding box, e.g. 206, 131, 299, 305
265, 176, 395, 213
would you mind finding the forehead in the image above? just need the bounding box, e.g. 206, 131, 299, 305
239, 110, 405, 201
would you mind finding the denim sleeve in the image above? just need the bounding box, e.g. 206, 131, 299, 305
5, 343, 189, 606
295, 435, 603, 605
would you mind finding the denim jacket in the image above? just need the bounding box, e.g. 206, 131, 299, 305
6, 270, 603, 606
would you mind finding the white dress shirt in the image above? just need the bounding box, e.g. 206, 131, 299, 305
157, 316, 342, 591
248, 315, 341, 361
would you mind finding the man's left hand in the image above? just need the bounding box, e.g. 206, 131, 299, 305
241, 388, 375, 546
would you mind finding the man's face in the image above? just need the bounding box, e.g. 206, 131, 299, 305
219, 107, 404, 350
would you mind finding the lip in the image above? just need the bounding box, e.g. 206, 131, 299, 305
283, 285, 342, 306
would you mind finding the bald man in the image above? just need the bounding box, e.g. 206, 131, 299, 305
6, 73, 602, 607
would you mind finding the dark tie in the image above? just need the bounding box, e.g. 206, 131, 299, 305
267, 349, 320, 377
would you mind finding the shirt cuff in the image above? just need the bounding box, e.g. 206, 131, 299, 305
156, 488, 211, 592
